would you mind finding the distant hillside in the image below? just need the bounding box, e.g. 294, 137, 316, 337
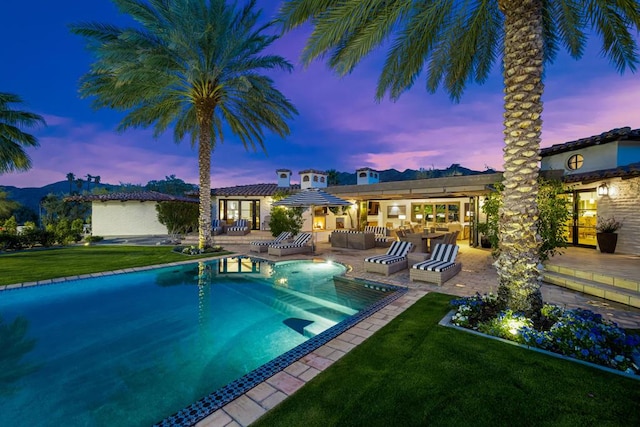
1, 181, 117, 214
2, 164, 494, 215
332, 164, 496, 186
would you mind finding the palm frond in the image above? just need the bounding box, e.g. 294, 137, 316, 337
586, 0, 640, 72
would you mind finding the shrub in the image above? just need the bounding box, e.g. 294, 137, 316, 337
450, 294, 640, 375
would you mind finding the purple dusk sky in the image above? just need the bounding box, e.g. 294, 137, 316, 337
1, 0, 639, 189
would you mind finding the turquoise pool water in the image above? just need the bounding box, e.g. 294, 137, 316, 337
0, 258, 389, 426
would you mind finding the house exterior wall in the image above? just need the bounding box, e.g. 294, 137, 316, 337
91, 201, 167, 236
541, 143, 618, 174
618, 141, 640, 165
595, 176, 640, 255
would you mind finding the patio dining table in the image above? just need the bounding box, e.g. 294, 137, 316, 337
421, 232, 445, 253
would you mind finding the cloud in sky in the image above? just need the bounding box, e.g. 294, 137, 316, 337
1, 1, 639, 190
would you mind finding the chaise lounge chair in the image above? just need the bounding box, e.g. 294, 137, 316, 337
212, 219, 226, 236
249, 231, 292, 253
268, 233, 313, 256
227, 219, 250, 236
410, 243, 462, 285
363, 240, 413, 276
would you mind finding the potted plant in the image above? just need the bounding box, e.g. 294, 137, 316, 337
596, 216, 623, 253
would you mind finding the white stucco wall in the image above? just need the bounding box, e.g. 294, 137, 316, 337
91, 201, 168, 236
541, 143, 619, 174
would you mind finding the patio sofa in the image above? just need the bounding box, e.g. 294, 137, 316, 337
227, 219, 250, 236
330, 230, 375, 250
364, 226, 394, 247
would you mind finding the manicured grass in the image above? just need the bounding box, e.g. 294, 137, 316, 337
254, 293, 640, 427
0, 246, 231, 286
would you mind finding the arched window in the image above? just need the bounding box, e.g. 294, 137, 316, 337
303, 176, 310, 182
320, 177, 325, 183
280, 173, 287, 178
359, 172, 367, 178
313, 176, 318, 182
567, 154, 584, 170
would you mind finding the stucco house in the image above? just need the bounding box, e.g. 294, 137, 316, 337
540, 126, 640, 254
68, 191, 198, 236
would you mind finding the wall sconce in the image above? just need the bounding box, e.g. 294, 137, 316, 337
597, 183, 609, 196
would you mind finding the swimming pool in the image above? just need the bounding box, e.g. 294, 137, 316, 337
0, 257, 403, 426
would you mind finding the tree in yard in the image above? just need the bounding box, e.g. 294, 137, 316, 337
66, 173, 76, 195
71, 0, 298, 249
279, 0, 640, 320
0, 92, 46, 173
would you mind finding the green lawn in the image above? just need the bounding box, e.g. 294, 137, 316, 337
0, 246, 230, 286
254, 293, 640, 427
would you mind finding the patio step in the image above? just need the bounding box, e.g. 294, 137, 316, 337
542, 268, 640, 309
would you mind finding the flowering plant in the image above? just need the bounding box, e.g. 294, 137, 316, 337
596, 216, 623, 233
450, 294, 640, 375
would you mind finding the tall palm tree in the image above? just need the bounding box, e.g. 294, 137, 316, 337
0, 92, 46, 174
279, 0, 640, 318
71, 0, 297, 249
66, 172, 76, 195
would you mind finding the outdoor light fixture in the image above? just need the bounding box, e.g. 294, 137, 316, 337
597, 183, 609, 196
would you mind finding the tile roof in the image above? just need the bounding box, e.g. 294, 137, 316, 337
540, 126, 640, 157
211, 183, 300, 197
64, 191, 198, 203
561, 162, 640, 184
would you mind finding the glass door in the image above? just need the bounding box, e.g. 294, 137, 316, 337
576, 190, 597, 246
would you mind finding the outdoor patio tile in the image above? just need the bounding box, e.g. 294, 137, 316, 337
324, 349, 347, 362
298, 366, 322, 382
266, 371, 306, 395
245, 382, 277, 402
312, 345, 337, 358
301, 353, 334, 371
284, 361, 310, 377
260, 391, 288, 410
195, 409, 233, 427
325, 337, 357, 352
223, 395, 266, 427
6, 283, 22, 289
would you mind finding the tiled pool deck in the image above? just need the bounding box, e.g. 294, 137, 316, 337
190, 240, 640, 427
4, 239, 639, 426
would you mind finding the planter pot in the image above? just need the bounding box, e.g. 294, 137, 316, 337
480, 236, 492, 249
596, 232, 618, 253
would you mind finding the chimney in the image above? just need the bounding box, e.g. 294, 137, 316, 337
356, 167, 379, 185
276, 169, 292, 188
299, 169, 328, 190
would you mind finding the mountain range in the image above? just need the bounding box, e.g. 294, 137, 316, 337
2, 164, 495, 215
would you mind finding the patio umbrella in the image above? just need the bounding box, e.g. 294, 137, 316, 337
273, 188, 352, 252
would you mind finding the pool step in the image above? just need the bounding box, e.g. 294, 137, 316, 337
542, 265, 640, 309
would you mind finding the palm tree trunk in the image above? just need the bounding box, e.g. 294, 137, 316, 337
496, 0, 544, 318
197, 116, 213, 250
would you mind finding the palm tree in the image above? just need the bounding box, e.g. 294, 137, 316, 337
279, 0, 640, 318
71, 0, 297, 249
0, 92, 46, 173
66, 172, 76, 195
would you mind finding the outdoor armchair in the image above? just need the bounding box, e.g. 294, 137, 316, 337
410, 243, 462, 285
363, 240, 413, 276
